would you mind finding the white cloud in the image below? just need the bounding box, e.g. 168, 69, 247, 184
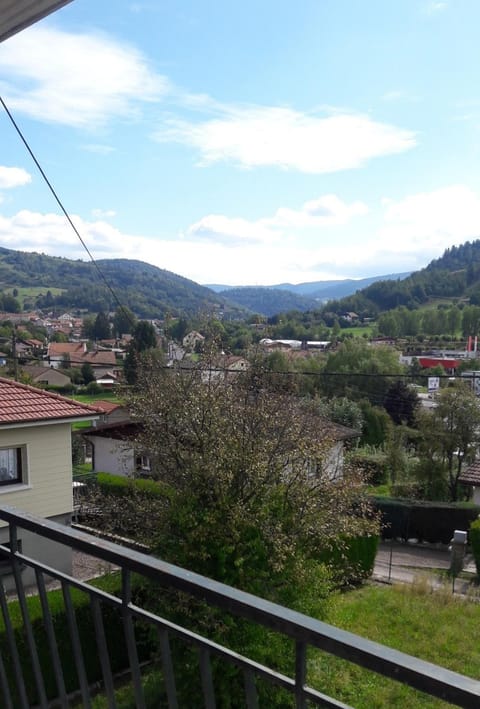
154, 106, 416, 174
424, 1, 448, 14
92, 209, 116, 219
187, 195, 369, 247
0, 166, 31, 189
81, 144, 116, 155
0, 26, 168, 127
3, 185, 479, 286
380, 185, 480, 253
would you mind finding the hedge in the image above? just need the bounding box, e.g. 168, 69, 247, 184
319, 535, 379, 584
373, 497, 480, 544
469, 516, 480, 578
0, 573, 154, 705
95, 472, 172, 499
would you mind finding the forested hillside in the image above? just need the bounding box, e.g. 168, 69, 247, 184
322, 240, 480, 318
218, 286, 318, 316
0, 247, 244, 318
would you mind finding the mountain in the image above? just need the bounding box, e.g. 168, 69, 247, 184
0, 247, 244, 319
208, 272, 411, 301
321, 240, 480, 317
217, 287, 319, 317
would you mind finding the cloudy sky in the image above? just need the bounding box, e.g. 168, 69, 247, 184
1, 0, 480, 286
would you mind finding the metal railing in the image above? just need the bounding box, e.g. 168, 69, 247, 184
0, 505, 479, 708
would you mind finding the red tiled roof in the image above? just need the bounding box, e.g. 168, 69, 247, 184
48, 342, 85, 356
459, 460, 480, 486
94, 400, 123, 414
0, 377, 100, 425
82, 351, 116, 365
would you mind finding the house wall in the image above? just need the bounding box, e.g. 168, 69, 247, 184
323, 441, 345, 480
0, 422, 75, 589
88, 435, 135, 476
0, 422, 73, 522
0, 513, 72, 591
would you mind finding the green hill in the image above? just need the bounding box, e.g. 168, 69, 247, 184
0, 247, 244, 319
322, 240, 480, 318
218, 286, 319, 316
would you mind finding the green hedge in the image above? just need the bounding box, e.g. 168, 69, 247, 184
95, 472, 172, 499
320, 535, 379, 584
348, 451, 388, 486
469, 516, 480, 578
0, 573, 154, 705
373, 497, 480, 544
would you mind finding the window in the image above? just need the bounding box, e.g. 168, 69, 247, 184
135, 454, 151, 473
0, 448, 23, 485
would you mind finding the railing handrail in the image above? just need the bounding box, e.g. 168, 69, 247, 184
1, 504, 480, 707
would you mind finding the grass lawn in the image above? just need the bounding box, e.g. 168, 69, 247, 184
309, 581, 480, 707
80, 580, 480, 708
6, 286, 64, 308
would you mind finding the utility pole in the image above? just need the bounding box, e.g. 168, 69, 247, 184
12, 329, 18, 381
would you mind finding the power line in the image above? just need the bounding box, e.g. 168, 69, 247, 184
0, 96, 137, 331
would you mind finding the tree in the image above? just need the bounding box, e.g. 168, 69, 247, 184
81, 362, 95, 385
383, 380, 419, 426
125, 356, 378, 597
323, 339, 405, 404
124, 320, 158, 384
113, 306, 136, 337
93, 311, 111, 340
416, 382, 480, 501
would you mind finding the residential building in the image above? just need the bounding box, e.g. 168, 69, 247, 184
0, 377, 99, 587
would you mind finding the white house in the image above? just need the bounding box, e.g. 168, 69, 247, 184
0, 377, 99, 587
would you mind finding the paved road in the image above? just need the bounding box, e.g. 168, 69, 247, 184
373, 540, 477, 592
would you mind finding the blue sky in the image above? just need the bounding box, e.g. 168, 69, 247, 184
1, 0, 480, 286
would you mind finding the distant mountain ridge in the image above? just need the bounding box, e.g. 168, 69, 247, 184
207, 272, 411, 316
0, 247, 243, 318
319, 240, 480, 317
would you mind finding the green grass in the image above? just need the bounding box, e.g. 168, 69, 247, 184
308, 581, 480, 707
6, 286, 64, 307
73, 392, 122, 404
73, 581, 480, 708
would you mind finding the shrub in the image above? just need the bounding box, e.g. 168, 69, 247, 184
319, 535, 379, 585
469, 516, 480, 578
348, 449, 388, 485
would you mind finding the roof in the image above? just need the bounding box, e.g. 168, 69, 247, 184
82, 351, 117, 366
48, 342, 85, 356
93, 400, 124, 414
320, 418, 361, 441
81, 422, 141, 441
0, 377, 100, 425
458, 460, 480, 486
0, 1, 73, 43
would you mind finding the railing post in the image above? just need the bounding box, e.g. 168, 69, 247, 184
122, 568, 145, 709
295, 640, 307, 709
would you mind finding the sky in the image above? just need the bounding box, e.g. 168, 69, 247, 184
1, 0, 480, 287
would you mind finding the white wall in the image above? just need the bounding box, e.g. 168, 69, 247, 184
87, 435, 135, 476
0, 422, 73, 524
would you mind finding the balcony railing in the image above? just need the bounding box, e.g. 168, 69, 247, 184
0, 505, 479, 708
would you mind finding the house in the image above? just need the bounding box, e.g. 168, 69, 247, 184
458, 461, 480, 505
47, 341, 87, 368
80, 401, 145, 476
81, 422, 149, 477
20, 365, 72, 387
0, 377, 99, 587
